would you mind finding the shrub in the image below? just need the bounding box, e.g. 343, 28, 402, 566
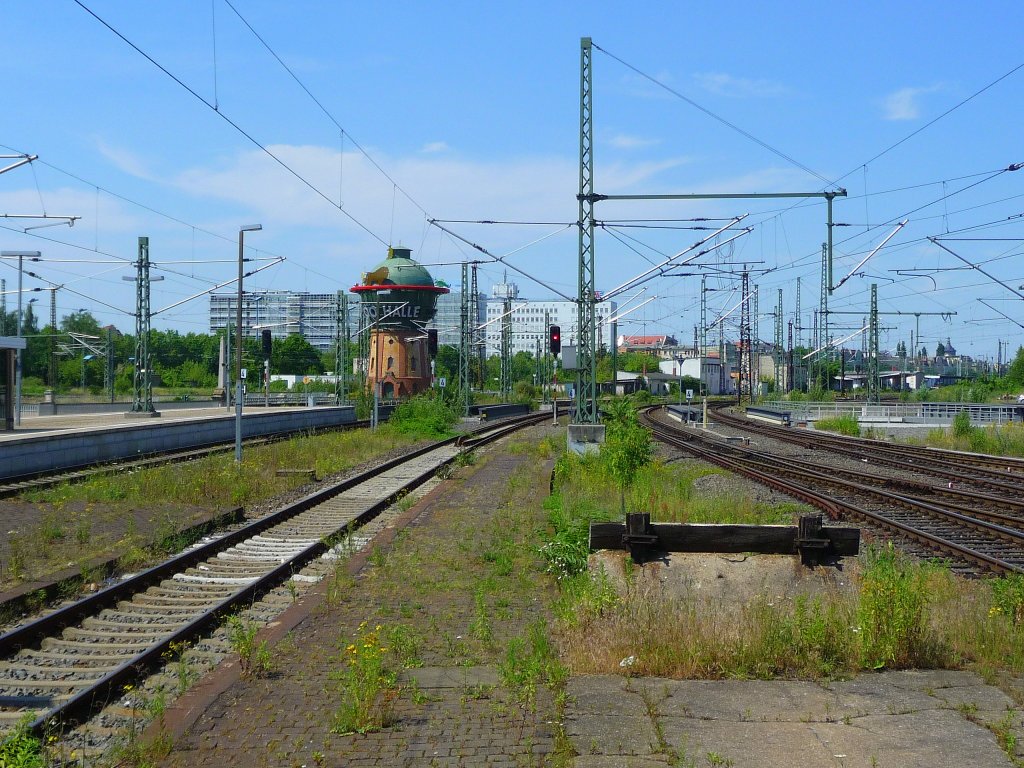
388, 392, 459, 439
951, 410, 974, 438
0, 715, 44, 768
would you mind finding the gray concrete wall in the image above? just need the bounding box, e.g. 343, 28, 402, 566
0, 407, 357, 480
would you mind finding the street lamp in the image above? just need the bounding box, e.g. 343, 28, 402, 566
2, 250, 41, 426
236, 224, 262, 462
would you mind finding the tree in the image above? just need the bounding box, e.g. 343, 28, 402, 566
600, 397, 654, 514
273, 334, 324, 375
1007, 346, 1024, 386
434, 344, 460, 382
936, 342, 946, 357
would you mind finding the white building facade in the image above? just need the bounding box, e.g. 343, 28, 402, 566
483, 282, 616, 357
210, 291, 354, 352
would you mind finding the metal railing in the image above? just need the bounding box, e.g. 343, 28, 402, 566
757, 400, 1023, 425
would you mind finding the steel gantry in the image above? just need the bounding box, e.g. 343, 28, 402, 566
774, 288, 784, 394
460, 261, 471, 415
130, 237, 156, 414
575, 37, 844, 415
575, 37, 599, 423
500, 297, 512, 399
335, 292, 350, 405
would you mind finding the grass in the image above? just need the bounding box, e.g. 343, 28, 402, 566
546, 448, 1024, 683
904, 418, 1024, 459
813, 413, 861, 437
1, 425, 421, 589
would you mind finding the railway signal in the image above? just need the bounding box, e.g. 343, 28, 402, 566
549, 325, 561, 355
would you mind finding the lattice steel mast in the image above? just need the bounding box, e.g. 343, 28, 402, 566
460, 261, 471, 415
575, 37, 598, 423
130, 237, 155, 413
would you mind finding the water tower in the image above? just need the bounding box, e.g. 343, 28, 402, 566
350, 246, 449, 399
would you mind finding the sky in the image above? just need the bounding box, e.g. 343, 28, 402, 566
2, 1, 1022, 361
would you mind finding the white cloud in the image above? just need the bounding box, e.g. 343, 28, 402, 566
882, 85, 943, 121
420, 141, 449, 154
608, 134, 660, 150
93, 139, 155, 180
692, 72, 788, 98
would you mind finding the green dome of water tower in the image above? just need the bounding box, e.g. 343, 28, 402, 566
350, 246, 448, 331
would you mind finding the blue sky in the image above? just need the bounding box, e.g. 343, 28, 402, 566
2, 1, 1022, 361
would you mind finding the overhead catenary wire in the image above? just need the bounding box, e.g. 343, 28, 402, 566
221, 0, 432, 220
72, 0, 388, 246
592, 42, 836, 187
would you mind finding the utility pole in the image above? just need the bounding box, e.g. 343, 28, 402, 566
868, 284, 879, 403
106, 326, 114, 403
460, 261, 471, 415
819, 242, 829, 391
700, 275, 707, 356
500, 297, 512, 399
774, 288, 783, 395
739, 271, 750, 404
786, 320, 794, 393
337, 292, 350, 405
49, 287, 57, 399
575, 36, 598, 424
753, 284, 760, 401
128, 237, 157, 415
545, 308, 552, 402
829, 304, 954, 401
795, 276, 802, 347
471, 263, 483, 390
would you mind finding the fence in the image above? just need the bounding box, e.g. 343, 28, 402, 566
757, 400, 1024, 425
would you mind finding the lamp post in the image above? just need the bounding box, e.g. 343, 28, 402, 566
236, 225, 262, 462
2, 250, 41, 426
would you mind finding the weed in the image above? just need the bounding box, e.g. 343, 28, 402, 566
368, 546, 386, 568
857, 544, 950, 669
386, 624, 424, 668
453, 450, 476, 468
0, 715, 45, 768
990, 574, 1024, 624
469, 589, 493, 647
814, 414, 861, 437
6, 535, 27, 582
330, 621, 398, 735
705, 752, 735, 767
499, 621, 564, 711
164, 640, 198, 694
227, 616, 273, 678
990, 710, 1019, 760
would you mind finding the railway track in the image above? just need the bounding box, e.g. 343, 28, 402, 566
0, 411, 547, 744
713, 404, 1024, 492
0, 419, 372, 499
642, 407, 1024, 575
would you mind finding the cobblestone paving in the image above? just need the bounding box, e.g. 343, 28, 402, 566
159, 426, 562, 767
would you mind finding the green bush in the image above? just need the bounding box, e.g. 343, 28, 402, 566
387, 392, 459, 439
0, 716, 45, 768
951, 410, 974, 438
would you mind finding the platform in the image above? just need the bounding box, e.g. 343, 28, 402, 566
0, 404, 358, 480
